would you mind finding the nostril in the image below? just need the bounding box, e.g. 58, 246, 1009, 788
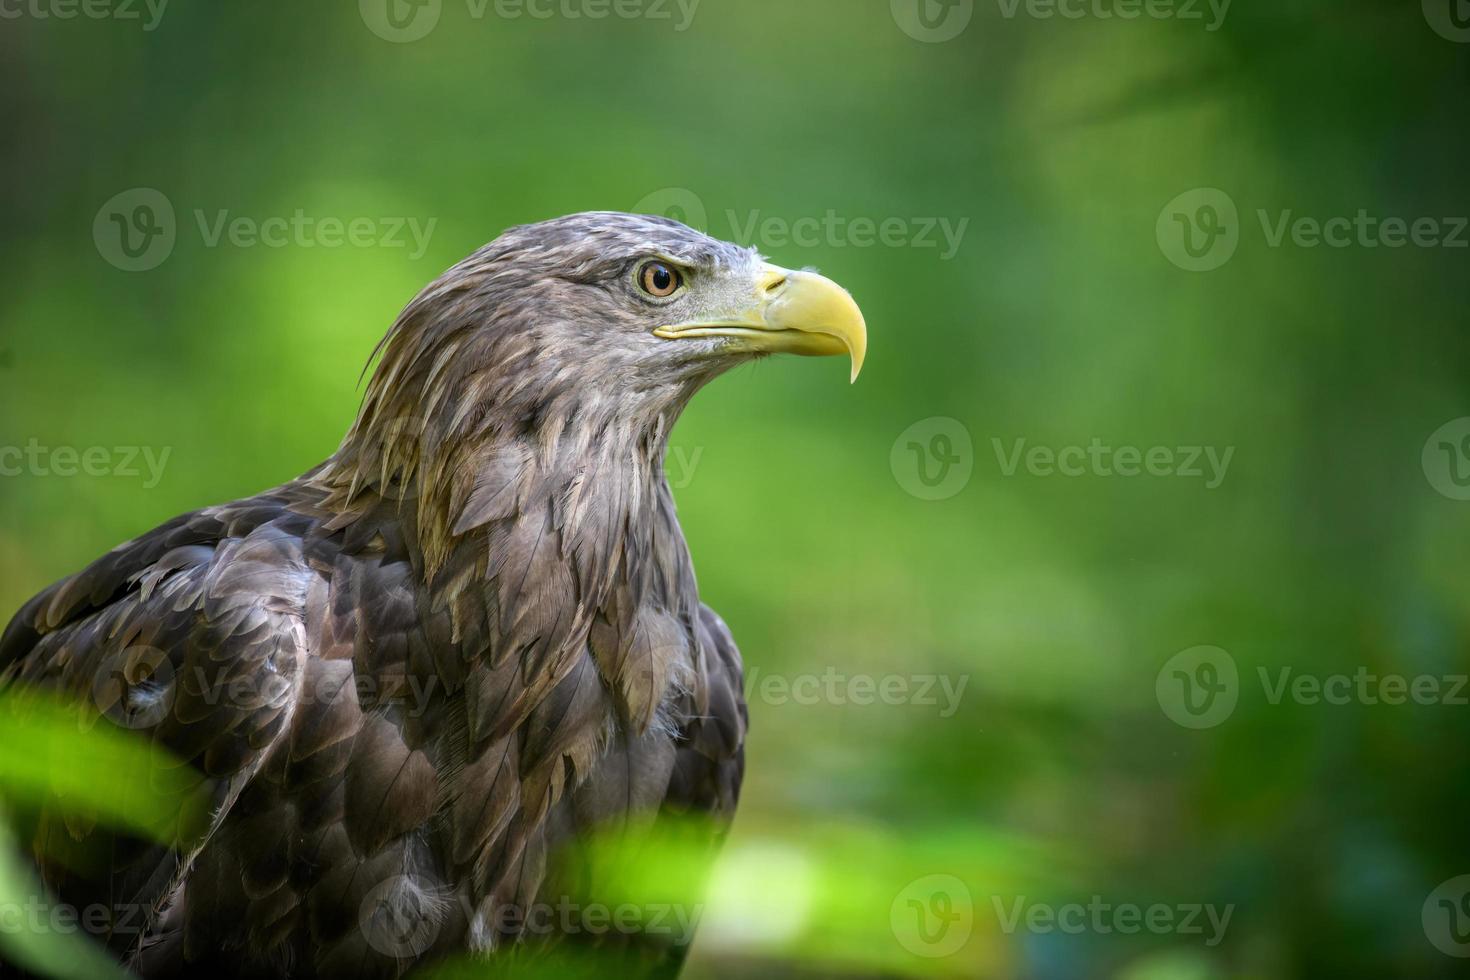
764, 275, 788, 295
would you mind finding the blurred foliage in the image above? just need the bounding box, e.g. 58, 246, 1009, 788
0, 693, 206, 979
0, 693, 208, 845
1, 0, 1468, 977
0, 825, 129, 980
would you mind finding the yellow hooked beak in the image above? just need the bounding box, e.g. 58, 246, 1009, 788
653, 264, 868, 382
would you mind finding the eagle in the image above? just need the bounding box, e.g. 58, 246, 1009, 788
0, 212, 866, 978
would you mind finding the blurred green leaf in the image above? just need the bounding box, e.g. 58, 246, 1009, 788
0, 824, 130, 980
0, 691, 207, 845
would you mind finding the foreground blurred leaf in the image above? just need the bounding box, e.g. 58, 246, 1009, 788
420, 817, 1064, 979
0, 690, 209, 979
0, 822, 130, 980
0, 690, 208, 845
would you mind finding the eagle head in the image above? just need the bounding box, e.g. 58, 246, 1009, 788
438, 210, 864, 384
323, 211, 867, 572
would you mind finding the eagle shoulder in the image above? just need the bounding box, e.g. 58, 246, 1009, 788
0, 486, 324, 961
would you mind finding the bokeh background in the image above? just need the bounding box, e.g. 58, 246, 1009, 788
2, 1, 1469, 977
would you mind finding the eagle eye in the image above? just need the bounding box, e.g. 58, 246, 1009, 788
636, 260, 683, 299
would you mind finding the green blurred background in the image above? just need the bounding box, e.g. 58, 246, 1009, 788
2, 0, 1469, 977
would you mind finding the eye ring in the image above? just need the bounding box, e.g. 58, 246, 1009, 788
636, 260, 684, 299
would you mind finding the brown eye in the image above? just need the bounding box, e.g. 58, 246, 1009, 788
638, 261, 682, 298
